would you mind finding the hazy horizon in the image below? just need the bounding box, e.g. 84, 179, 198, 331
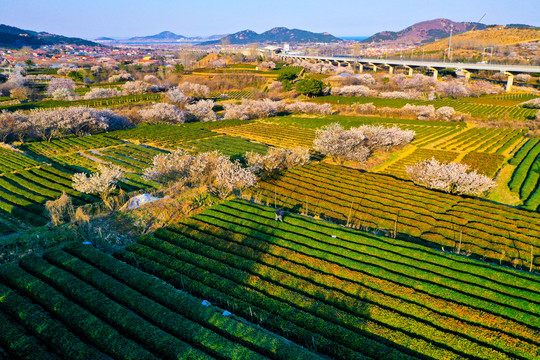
1, 0, 539, 39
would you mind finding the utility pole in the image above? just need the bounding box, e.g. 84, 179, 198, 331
448, 24, 454, 62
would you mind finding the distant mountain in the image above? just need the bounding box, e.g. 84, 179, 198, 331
362, 18, 486, 46
202, 27, 341, 45
95, 36, 115, 41
128, 31, 187, 42
0, 24, 100, 48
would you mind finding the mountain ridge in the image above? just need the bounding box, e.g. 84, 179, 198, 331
202, 27, 342, 45
362, 18, 486, 46
0, 24, 100, 48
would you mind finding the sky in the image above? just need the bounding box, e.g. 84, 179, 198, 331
1, 0, 539, 39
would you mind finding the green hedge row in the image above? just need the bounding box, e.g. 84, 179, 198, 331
62, 242, 322, 360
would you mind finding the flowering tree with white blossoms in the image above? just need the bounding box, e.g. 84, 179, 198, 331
144, 150, 256, 198
27, 107, 130, 141
285, 102, 333, 115
314, 123, 415, 163
186, 100, 217, 122
178, 82, 210, 98
83, 87, 123, 100
122, 81, 150, 95
72, 164, 124, 209
406, 158, 496, 196
166, 87, 190, 105
47, 78, 77, 96
258, 61, 276, 70
139, 103, 186, 123
246, 147, 310, 179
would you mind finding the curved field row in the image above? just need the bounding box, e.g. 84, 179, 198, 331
108, 121, 250, 149
460, 152, 506, 177
22, 135, 124, 157
0, 165, 101, 234
437, 128, 526, 153
182, 135, 268, 158
0, 243, 319, 360
248, 163, 540, 271
382, 148, 459, 179
0, 147, 40, 174
118, 200, 540, 360
508, 139, 540, 210
216, 123, 315, 149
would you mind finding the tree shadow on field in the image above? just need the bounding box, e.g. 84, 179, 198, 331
183, 199, 430, 360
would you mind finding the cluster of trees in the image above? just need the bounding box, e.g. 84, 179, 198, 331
314, 123, 415, 163
144, 150, 257, 198
139, 99, 217, 123
84, 87, 123, 100
406, 158, 496, 196
246, 147, 310, 179
223, 99, 333, 120
331, 85, 377, 97
258, 61, 276, 70
0, 107, 130, 142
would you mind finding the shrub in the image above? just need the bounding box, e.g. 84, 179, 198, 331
406, 158, 496, 196
296, 78, 325, 97
139, 103, 186, 123
277, 67, 299, 81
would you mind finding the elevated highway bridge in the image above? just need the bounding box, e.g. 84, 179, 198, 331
279, 54, 540, 91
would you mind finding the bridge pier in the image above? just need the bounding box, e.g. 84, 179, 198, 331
357, 63, 363, 73
404, 65, 413, 77
428, 67, 438, 80
369, 63, 378, 72
384, 64, 394, 74
503, 72, 514, 92
461, 69, 471, 82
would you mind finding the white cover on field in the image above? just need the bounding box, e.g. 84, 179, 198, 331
124, 194, 162, 210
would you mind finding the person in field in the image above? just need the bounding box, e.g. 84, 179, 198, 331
275, 209, 285, 222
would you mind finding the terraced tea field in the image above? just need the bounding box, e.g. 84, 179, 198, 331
312, 95, 539, 120
216, 122, 316, 148
0, 164, 100, 234
108, 120, 252, 149
181, 135, 268, 158
508, 138, 540, 210
382, 148, 460, 178
248, 162, 540, 270
436, 127, 526, 154
22, 135, 124, 157
0, 242, 319, 360
115, 199, 540, 360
